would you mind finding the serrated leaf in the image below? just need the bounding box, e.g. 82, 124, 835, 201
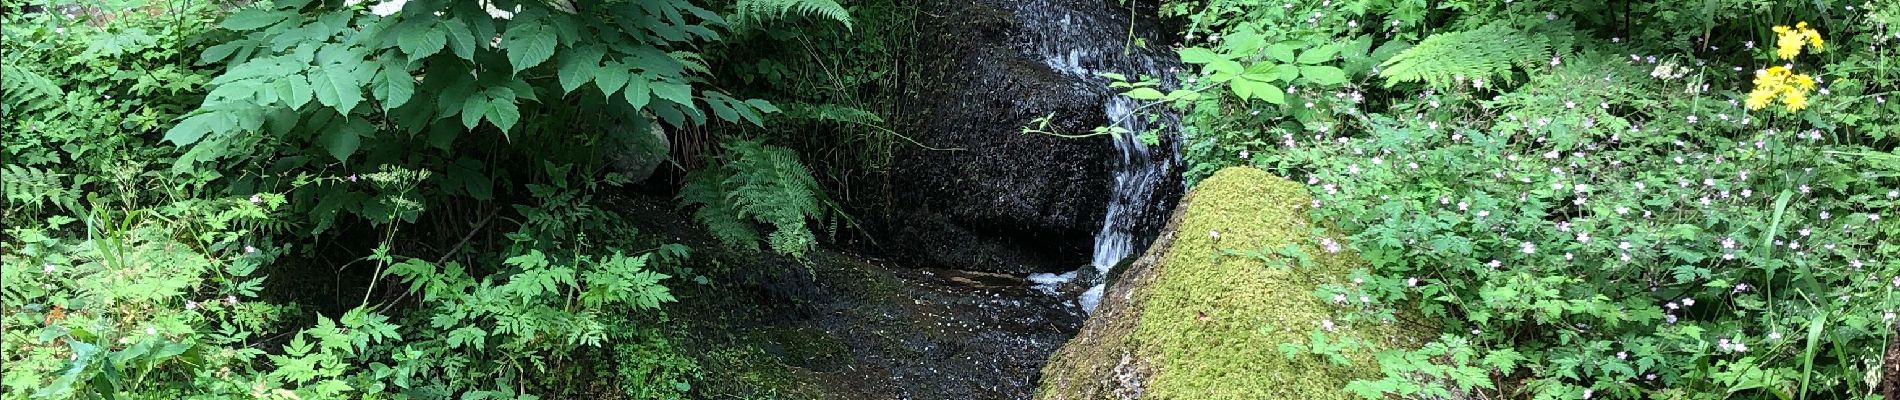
623, 76, 650, 109
650, 80, 692, 106
558, 46, 605, 94
1179, 47, 1224, 64
372, 66, 414, 110
274, 74, 314, 109
164, 113, 232, 145
1297, 44, 1339, 64
317, 120, 366, 161
1125, 87, 1165, 100
1300, 65, 1348, 85
1234, 79, 1284, 105
442, 18, 477, 60
396, 19, 447, 58
1265, 43, 1297, 63
502, 24, 557, 74
309, 66, 364, 114
222, 8, 288, 31
485, 97, 520, 134
594, 61, 630, 97
461, 94, 486, 129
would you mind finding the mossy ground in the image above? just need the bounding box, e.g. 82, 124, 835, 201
1040, 167, 1428, 400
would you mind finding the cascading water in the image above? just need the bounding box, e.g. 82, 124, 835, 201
1013, 0, 1181, 312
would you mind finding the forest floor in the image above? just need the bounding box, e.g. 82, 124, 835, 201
611, 194, 1085, 399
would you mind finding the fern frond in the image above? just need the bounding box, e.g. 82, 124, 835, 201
1, 165, 79, 213
733, 0, 853, 30
679, 168, 762, 252
777, 102, 885, 126
1379, 22, 1551, 89
676, 140, 829, 257
0, 61, 66, 117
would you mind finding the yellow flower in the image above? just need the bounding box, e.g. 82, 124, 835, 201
1782, 91, 1809, 111
1745, 89, 1775, 110
1789, 73, 1816, 91
1772, 22, 1825, 59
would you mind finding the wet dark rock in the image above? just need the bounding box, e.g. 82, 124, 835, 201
612, 194, 1084, 400
868, 0, 1184, 275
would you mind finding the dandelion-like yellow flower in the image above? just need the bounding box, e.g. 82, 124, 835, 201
1782, 91, 1809, 111
1749, 23, 1823, 112
1745, 65, 1816, 112
1772, 22, 1825, 60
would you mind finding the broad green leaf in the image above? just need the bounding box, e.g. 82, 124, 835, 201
222, 8, 288, 31
396, 19, 447, 58
1297, 44, 1339, 64
316, 119, 368, 161
485, 97, 520, 134
558, 46, 605, 94
594, 61, 631, 97
1265, 43, 1297, 63
1179, 47, 1225, 64
744, 99, 780, 114
164, 113, 231, 145
623, 76, 650, 109
309, 66, 364, 114
442, 18, 477, 60
460, 94, 487, 129
650, 80, 692, 106
273, 74, 314, 109
1234, 79, 1284, 105
1125, 87, 1165, 100
372, 65, 414, 110
1206, 59, 1244, 81
502, 24, 557, 74
1299, 65, 1349, 85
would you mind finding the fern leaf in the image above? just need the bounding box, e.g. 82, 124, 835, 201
1378, 22, 1551, 89
675, 139, 830, 257
733, 0, 853, 30
0, 61, 66, 117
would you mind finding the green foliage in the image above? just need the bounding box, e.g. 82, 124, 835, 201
680, 140, 831, 257
733, 0, 853, 30
2, 0, 853, 397
1131, 0, 1900, 398
1377, 21, 1555, 89
0, 61, 64, 116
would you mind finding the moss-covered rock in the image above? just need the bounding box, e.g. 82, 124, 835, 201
1037, 167, 1429, 400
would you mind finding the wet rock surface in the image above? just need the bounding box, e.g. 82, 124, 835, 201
615, 194, 1084, 400
869, 0, 1180, 275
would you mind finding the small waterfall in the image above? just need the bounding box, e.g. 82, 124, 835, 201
1012, 0, 1180, 312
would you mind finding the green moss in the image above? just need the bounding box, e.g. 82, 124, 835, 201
1039, 167, 1426, 400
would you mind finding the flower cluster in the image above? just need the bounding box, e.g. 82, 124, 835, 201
1771, 22, 1824, 60
1745, 66, 1816, 111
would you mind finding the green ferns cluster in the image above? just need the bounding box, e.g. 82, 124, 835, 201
733, 0, 854, 30
1377, 22, 1553, 89
0, 62, 64, 117
679, 140, 831, 257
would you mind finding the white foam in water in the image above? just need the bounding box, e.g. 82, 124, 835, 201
1077, 284, 1105, 312
1013, 1, 1179, 314
1028, 271, 1079, 295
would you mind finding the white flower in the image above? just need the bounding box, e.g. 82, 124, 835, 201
1406, 277, 1419, 287
1576, 232, 1591, 243
1520, 242, 1537, 254
146, 327, 157, 336
42, 264, 54, 274
1682, 298, 1695, 306
1618, 241, 1632, 250
1322, 319, 1336, 331
1333, 293, 1348, 303
1616, 351, 1627, 360
249, 194, 262, 204
245, 246, 258, 254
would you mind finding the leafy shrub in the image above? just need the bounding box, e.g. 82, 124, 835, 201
1, 0, 842, 398
1136, 0, 1900, 398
